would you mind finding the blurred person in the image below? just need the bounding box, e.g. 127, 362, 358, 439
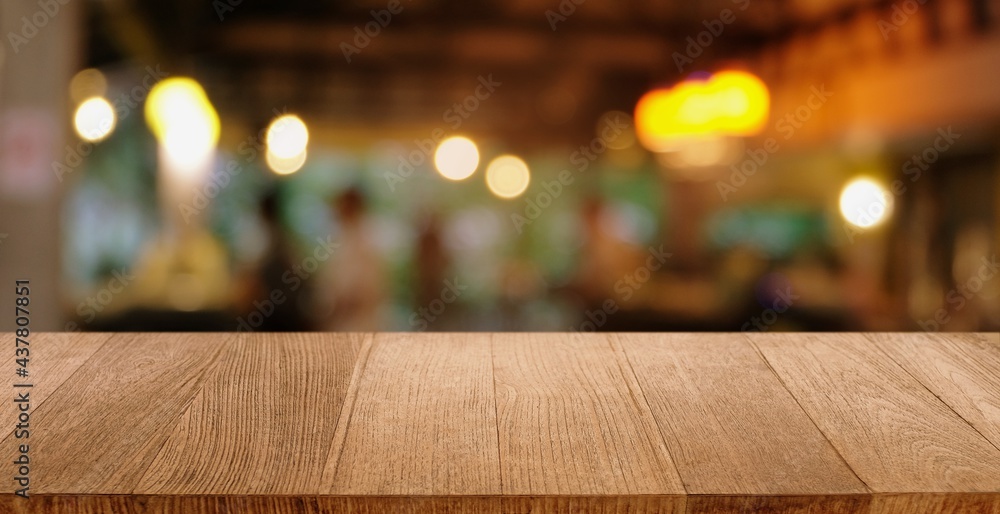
569, 196, 642, 305
414, 211, 450, 310
242, 189, 310, 331
316, 187, 386, 331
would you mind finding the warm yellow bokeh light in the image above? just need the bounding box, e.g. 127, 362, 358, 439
74, 97, 116, 142
659, 135, 742, 170
69, 68, 108, 105
485, 155, 531, 199
635, 70, 770, 151
709, 71, 769, 136
635, 88, 679, 152
266, 149, 308, 175
434, 136, 480, 181
145, 77, 220, 150
266, 115, 309, 159
839, 177, 893, 228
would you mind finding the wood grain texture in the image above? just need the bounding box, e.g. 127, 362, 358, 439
500, 496, 685, 513
615, 333, 867, 496
0, 495, 323, 514
867, 332, 1000, 450
684, 494, 871, 514
3, 332, 1000, 513
322, 333, 501, 495
0, 495, 690, 513
869, 493, 1000, 514
0, 333, 111, 441
134, 333, 371, 495
748, 333, 1000, 493
492, 333, 684, 496
1, 333, 233, 494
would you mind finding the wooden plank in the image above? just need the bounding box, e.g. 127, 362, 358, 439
0, 333, 111, 440
615, 333, 867, 497
869, 493, 1000, 514
322, 333, 501, 495
0, 494, 689, 514
134, 333, 371, 495
0, 333, 232, 494
0, 495, 322, 514
684, 495, 871, 514
492, 333, 684, 497
749, 333, 1000, 493
868, 333, 1000, 451
501, 495, 684, 513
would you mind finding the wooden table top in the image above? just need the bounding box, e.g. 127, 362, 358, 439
1, 332, 998, 513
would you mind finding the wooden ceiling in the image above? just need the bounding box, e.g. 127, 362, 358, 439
85, 0, 890, 147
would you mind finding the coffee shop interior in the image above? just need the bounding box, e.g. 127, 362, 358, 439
0, 0, 998, 332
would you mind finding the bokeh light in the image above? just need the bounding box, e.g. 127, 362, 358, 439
658, 135, 743, 170
635, 70, 769, 152
709, 70, 769, 135
145, 77, 220, 167
69, 68, 108, 105
266, 149, 308, 175
634, 87, 679, 152
266, 115, 309, 159
434, 136, 480, 181
839, 177, 893, 228
73, 97, 116, 142
485, 155, 531, 199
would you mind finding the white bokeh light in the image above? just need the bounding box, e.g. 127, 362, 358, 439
266, 115, 309, 159
839, 177, 893, 228
74, 97, 116, 142
485, 155, 531, 199
434, 136, 480, 181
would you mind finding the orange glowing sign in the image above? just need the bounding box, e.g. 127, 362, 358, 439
635, 70, 769, 152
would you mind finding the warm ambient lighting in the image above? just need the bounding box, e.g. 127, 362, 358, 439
266, 115, 309, 159
839, 177, 893, 228
145, 77, 220, 168
266, 149, 308, 176
264, 115, 309, 175
710, 71, 769, 136
434, 136, 480, 181
74, 97, 116, 142
69, 68, 108, 105
485, 155, 530, 199
635, 70, 769, 152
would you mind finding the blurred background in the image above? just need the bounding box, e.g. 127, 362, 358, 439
1, 0, 998, 332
